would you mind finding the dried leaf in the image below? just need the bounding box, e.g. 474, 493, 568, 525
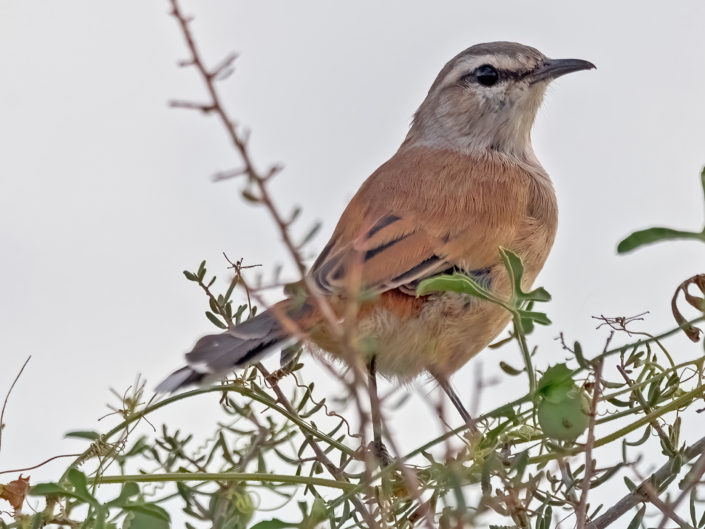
0, 474, 30, 511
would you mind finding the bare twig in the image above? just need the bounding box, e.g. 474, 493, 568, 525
167, 0, 344, 344
576, 360, 602, 529
587, 435, 705, 529
0, 355, 31, 454
655, 448, 705, 529
254, 362, 376, 525
0, 453, 82, 476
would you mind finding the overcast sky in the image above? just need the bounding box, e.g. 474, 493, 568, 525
2, 0, 705, 523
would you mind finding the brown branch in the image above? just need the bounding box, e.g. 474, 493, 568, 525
587, 435, 705, 529
254, 363, 376, 526
0, 356, 31, 454
655, 448, 705, 529
576, 360, 602, 529
0, 453, 82, 476
644, 483, 694, 529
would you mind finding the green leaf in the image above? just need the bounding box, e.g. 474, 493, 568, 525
249, 520, 297, 529
209, 297, 220, 314
417, 272, 492, 301
573, 341, 590, 369
183, 270, 198, 281
205, 311, 227, 329
122, 509, 170, 529
624, 426, 651, 447
300, 222, 322, 246
30, 483, 68, 496
626, 504, 645, 529
520, 311, 551, 326
242, 189, 260, 203
67, 468, 99, 506
197, 260, 207, 281
537, 364, 574, 397
123, 503, 170, 522
65, 430, 101, 440
500, 246, 525, 298
107, 482, 140, 508
617, 227, 705, 254
500, 247, 551, 302
524, 286, 552, 302
623, 476, 637, 492
499, 361, 523, 376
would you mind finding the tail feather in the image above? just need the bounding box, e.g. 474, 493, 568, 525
156, 301, 313, 393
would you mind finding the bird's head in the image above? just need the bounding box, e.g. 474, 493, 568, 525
405, 42, 595, 159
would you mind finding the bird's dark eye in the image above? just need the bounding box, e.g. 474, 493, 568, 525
474, 64, 499, 86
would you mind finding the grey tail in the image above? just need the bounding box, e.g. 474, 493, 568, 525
155, 305, 299, 393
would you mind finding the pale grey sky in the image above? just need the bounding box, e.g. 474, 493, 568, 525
2, 0, 705, 523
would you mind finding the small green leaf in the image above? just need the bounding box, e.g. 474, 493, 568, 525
183, 270, 198, 282
623, 476, 637, 491
300, 222, 322, 246
537, 364, 574, 397
625, 505, 645, 529
499, 361, 523, 376
65, 430, 101, 440
197, 260, 207, 281
205, 311, 227, 329
242, 189, 260, 202
209, 297, 220, 314
30, 483, 68, 496
123, 503, 170, 522
520, 311, 551, 326
417, 273, 492, 301
524, 286, 552, 302
617, 227, 705, 254
67, 468, 99, 506
500, 247, 552, 302
122, 509, 170, 529
107, 482, 140, 507
249, 520, 297, 529
573, 341, 590, 369
500, 246, 525, 297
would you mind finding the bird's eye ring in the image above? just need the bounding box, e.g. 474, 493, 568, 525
474, 64, 499, 87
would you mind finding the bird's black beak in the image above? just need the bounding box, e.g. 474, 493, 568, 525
529, 58, 596, 84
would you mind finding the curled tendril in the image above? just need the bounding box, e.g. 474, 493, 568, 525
671, 274, 705, 342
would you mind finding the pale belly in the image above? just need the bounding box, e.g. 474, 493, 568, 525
355, 292, 513, 380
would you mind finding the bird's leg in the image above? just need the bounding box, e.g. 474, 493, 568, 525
366, 356, 392, 466
433, 373, 479, 435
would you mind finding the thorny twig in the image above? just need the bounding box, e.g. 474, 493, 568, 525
167, 0, 343, 343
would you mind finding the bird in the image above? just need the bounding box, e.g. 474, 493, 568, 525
156, 42, 594, 432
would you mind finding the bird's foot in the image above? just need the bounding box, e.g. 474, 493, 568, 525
367, 439, 394, 467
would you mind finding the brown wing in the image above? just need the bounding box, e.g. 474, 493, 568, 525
310, 146, 536, 297
311, 213, 450, 295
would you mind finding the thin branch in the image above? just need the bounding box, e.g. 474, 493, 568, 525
93, 471, 355, 491
0, 453, 82, 476
255, 363, 377, 526
0, 355, 31, 454
576, 360, 602, 529
655, 447, 705, 529
587, 435, 705, 529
